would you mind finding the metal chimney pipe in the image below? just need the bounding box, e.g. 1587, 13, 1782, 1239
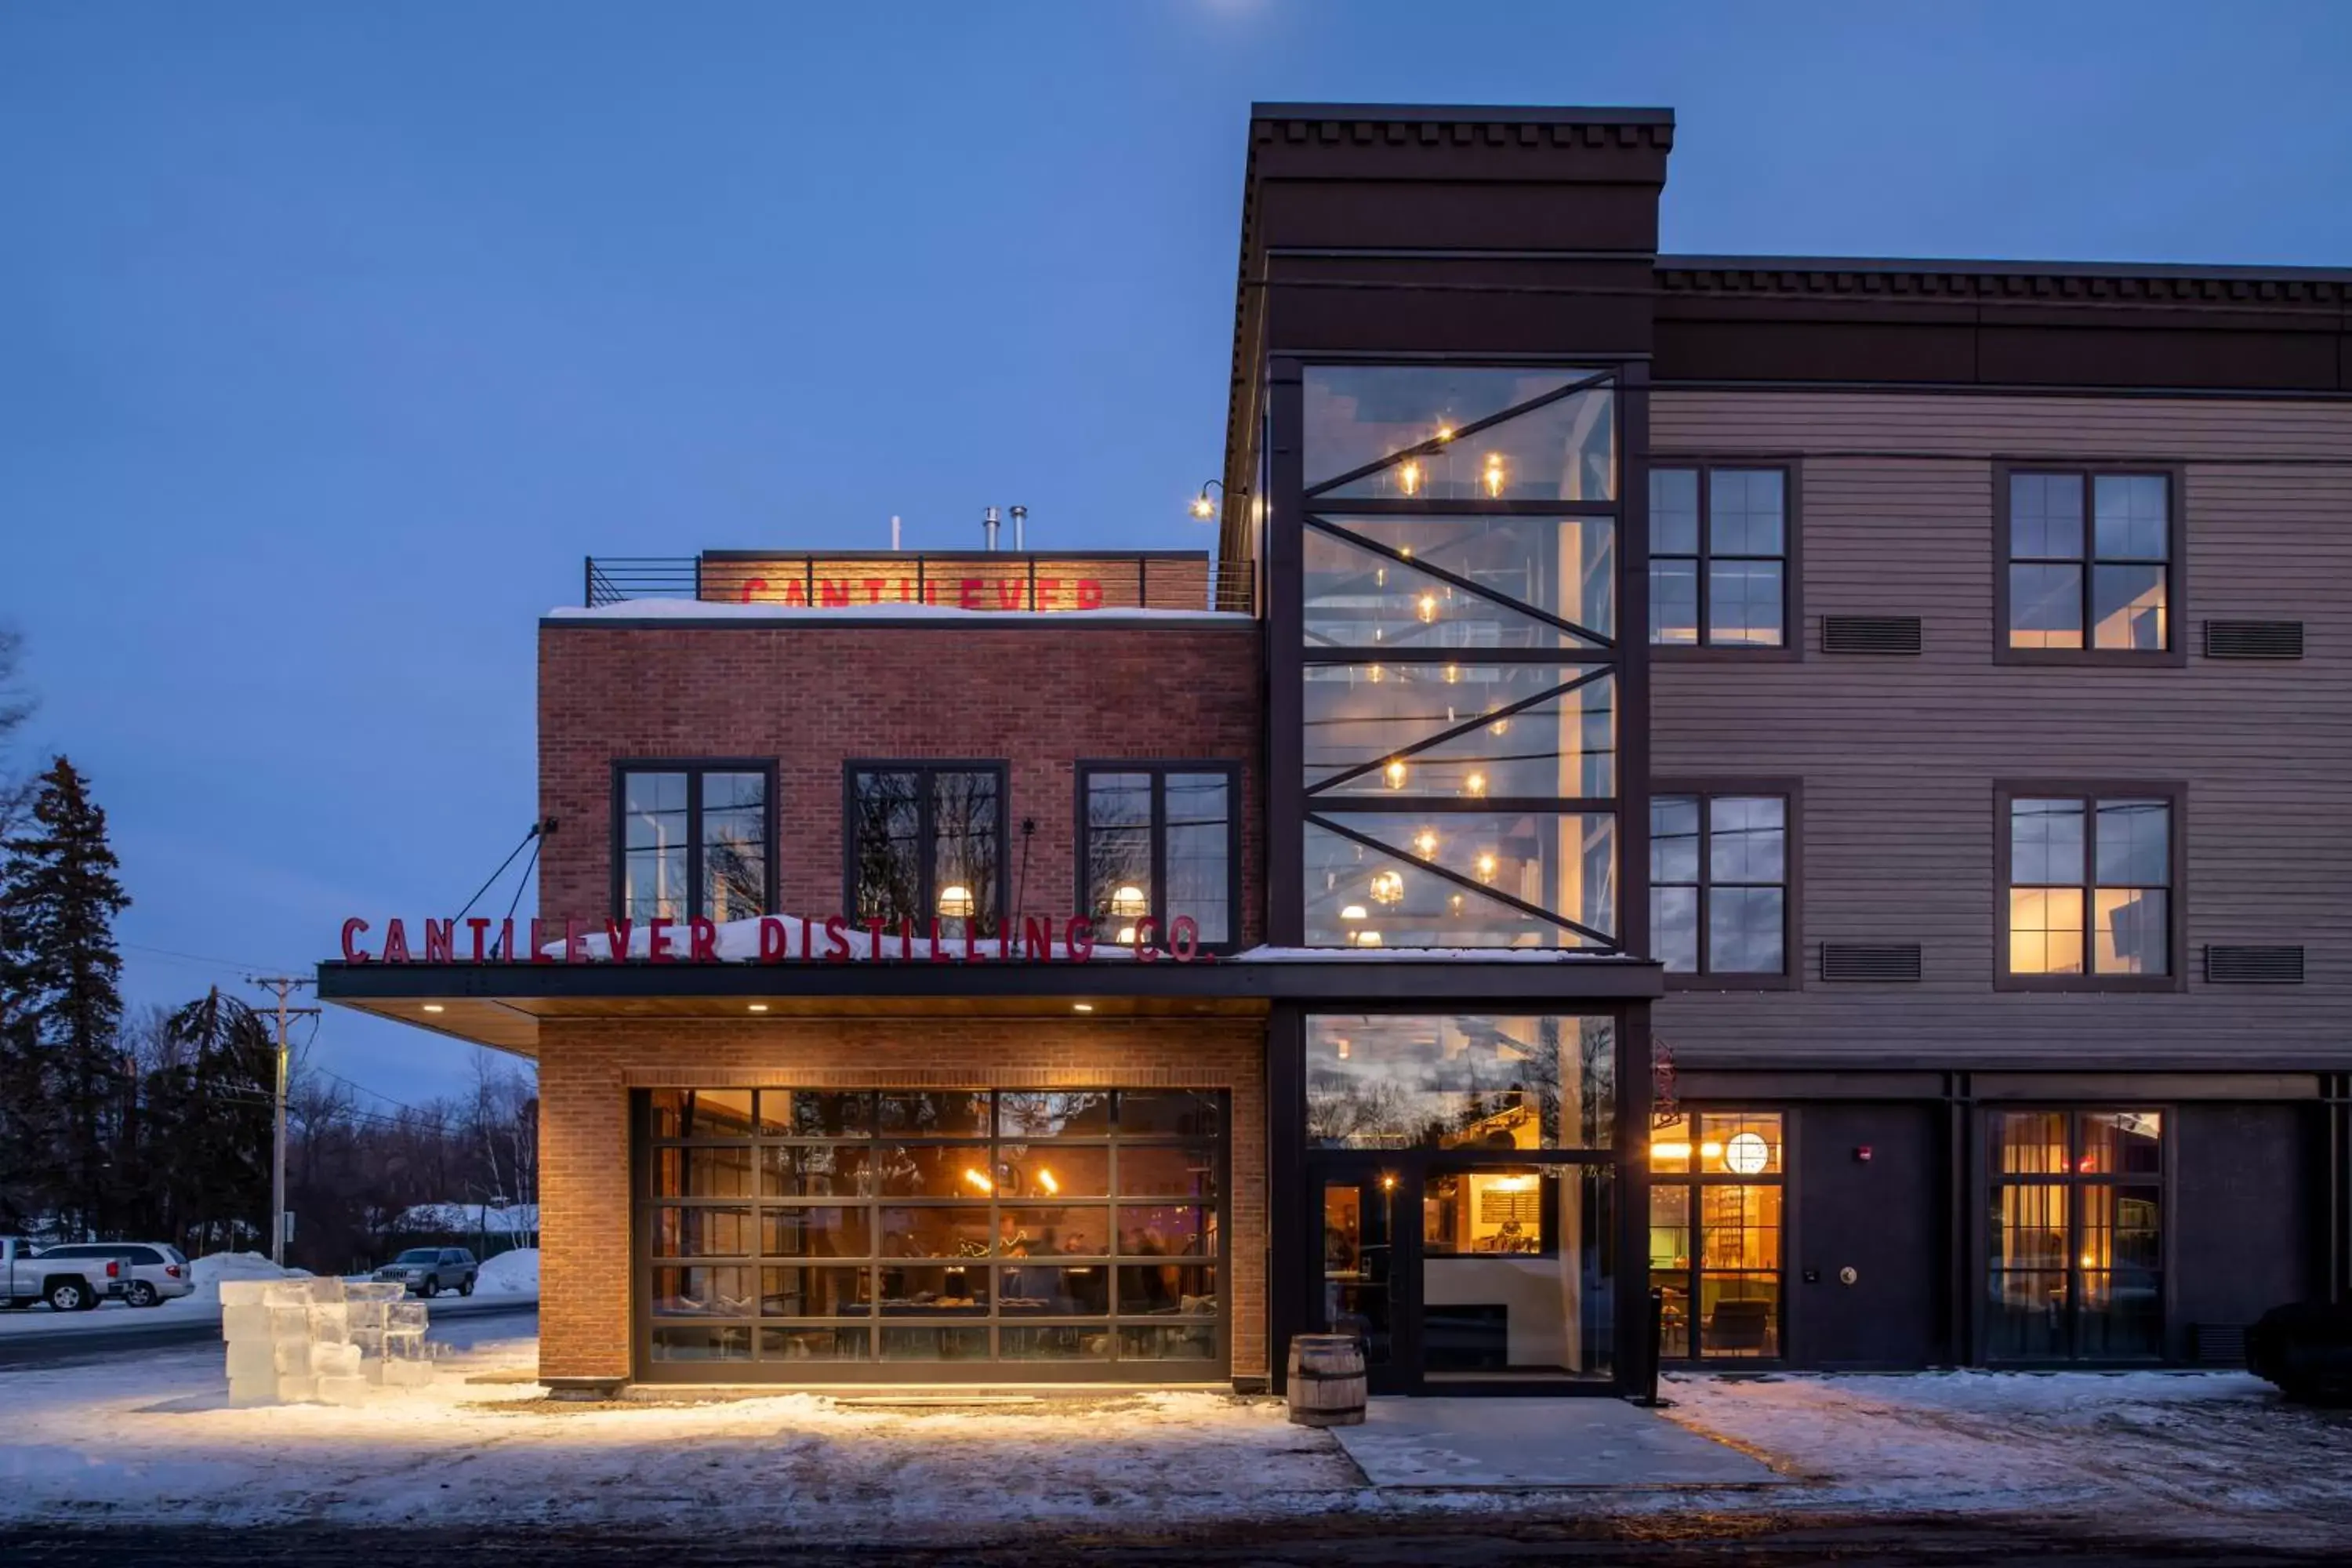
1010, 505, 1027, 552
890, 514, 902, 551
982, 506, 1000, 552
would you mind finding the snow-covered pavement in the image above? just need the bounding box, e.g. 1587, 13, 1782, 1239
5, 1334, 2350, 1552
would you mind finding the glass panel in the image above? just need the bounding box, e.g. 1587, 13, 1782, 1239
2094, 888, 2169, 975
757, 1326, 867, 1361
931, 769, 1000, 939
670, 1087, 754, 1139
1165, 773, 1232, 944
1119, 1324, 1218, 1360
999, 1145, 1110, 1200
2092, 564, 2167, 650
1695, 1184, 1780, 1359
998, 1264, 1110, 1316
622, 770, 689, 923
758, 1266, 870, 1317
2009, 564, 2085, 648
1303, 365, 1614, 499
996, 1207, 1112, 1256
2010, 473, 2084, 559
654, 1145, 753, 1199
2080, 1189, 2163, 1357
2011, 799, 2085, 887
1653, 886, 1698, 973
653, 1207, 751, 1258
1706, 561, 1784, 647
876, 1263, 987, 1314
1709, 797, 1786, 883
998, 1326, 1111, 1360
2009, 887, 2085, 975
881, 1327, 989, 1361
1993, 1183, 2068, 1269
1118, 1091, 1221, 1138
2081, 1111, 2162, 1176
1708, 887, 1784, 974
1650, 796, 1700, 883
1650, 558, 1698, 646
1116, 1264, 1217, 1316
1648, 1183, 1690, 1359
2093, 474, 2169, 561
2095, 799, 2170, 886
1697, 1272, 1778, 1359
757, 1091, 870, 1138
1306, 527, 1600, 654
1302, 664, 1616, 799
849, 769, 921, 927
651, 1265, 753, 1317
1424, 1165, 1615, 1381
999, 1092, 1112, 1140
1321, 1181, 1392, 1367
1305, 814, 1616, 949
761, 1206, 871, 1259
1649, 1114, 1693, 1172
876, 1144, 998, 1198
1115, 1145, 1220, 1200
1651, 468, 1699, 554
1987, 1179, 2069, 1359
1708, 470, 1785, 556
1991, 1112, 2069, 1177
1119, 1204, 1213, 1256
877, 1092, 991, 1138
699, 771, 766, 921
1314, 515, 1615, 637
651, 1324, 751, 1362
1697, 1113, 1784, 1176
760, 1144, 873, 1199
648, 1088, 688, 1138
1084, 774, 1152, 929
1305, 1015, 1616, 1150
878, 1207, 993, 1259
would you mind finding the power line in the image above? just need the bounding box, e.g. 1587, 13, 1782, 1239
122, 941, 303, 975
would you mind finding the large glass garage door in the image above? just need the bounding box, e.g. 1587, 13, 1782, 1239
637, 1087, 1227, 1381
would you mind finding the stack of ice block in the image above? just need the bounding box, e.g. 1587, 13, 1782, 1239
220, 1276, 438, 1405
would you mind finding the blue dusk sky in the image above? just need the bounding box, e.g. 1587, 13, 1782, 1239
2, 2, 2347, 1108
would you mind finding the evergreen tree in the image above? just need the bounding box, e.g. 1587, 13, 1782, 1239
0, 757, 131, 1237
136, 989, 274, 1252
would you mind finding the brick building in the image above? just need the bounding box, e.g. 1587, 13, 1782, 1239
323, 102, 2352, 1395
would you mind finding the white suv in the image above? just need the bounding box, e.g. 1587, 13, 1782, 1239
36, 1243, 196, 1307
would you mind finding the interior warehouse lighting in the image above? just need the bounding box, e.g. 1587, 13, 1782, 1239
1369, 869, 1405, 906
962, 1168, 994, 1195
1482, 453, 1507, 497
1397, 459, 1423, 496
1384, 759, 1409, 789
937, 884, 975, 919
1109, 884, 1149, 919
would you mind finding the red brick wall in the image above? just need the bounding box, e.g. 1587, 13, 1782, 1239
537, 624, 1263, 940
535, 1016, 1269, 1385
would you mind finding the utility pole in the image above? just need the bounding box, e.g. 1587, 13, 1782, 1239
249, 977, 321, 1268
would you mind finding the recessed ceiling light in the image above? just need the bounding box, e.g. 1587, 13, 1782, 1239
1072, 1003, 1094, 1013
421, 1004, 445, 1014
747, 1003, 769, 1013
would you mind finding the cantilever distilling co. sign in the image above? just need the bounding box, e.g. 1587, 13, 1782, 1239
336, 913, 1214, 965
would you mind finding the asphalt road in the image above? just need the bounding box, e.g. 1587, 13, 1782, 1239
0, 1295, 537, 1367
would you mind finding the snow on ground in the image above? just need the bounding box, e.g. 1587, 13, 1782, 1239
473, 1247, 537, 1294
190, 1250, 307, 1301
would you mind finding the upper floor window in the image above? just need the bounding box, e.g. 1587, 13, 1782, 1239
1650, 789, 1792, 983
617, 764, 772, 923
2001, 789, 2177, 987
846, 763, 1004, 940
1080, 764, 1238, 948
2002, 470, 2176, 658
1650, 466, 1791, 649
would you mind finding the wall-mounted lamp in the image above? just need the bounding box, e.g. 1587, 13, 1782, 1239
1189, 478, 1225, 521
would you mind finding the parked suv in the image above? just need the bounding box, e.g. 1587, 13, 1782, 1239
34, 1242, 194, 1308
0, 1236, 124, 1312
374, 1247, 477, 1298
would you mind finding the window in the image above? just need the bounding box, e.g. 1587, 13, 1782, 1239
615, 764, 773, 922
1648, 1112, 1784, 1361
1649, 466, 1794, 650
1078, 764, 1239, 948
2000, 469, 2178, 659
845, 764, 1006, 941
1987, 1109, 2162, 1360
2000, 789, 2179, 988
1650, 787, 1795, 985
1305, 1015, 1617, 1151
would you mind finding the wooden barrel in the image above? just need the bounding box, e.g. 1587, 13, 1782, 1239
1285, 1333, 1367, 1427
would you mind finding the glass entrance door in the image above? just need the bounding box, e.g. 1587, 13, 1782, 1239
1316, 1171, 1402, 1389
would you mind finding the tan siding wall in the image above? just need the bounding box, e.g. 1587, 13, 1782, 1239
537, 1018, 1268, 1385
1651, 390, 2352, 1069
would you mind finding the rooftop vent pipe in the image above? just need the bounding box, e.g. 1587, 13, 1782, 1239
982, 506, 1000, 552
1010, 505, 1027, 552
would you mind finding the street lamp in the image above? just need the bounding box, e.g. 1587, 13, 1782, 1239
1189, 478, 1225, 521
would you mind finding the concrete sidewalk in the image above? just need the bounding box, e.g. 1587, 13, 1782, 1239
1330, 1396, 1786, 1490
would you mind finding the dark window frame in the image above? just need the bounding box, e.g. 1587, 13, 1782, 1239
1646, 458, 1804, 662
1980, 1105, 2169, 1365
1993, 781, 2187, 994
1650, 779, 1803, 992
1073, 760, 1245, 953
1994, 463, 2187, 668
1648, 1107, 1789, 1367
609, 759, 779, 923
840, 760, 1012, 936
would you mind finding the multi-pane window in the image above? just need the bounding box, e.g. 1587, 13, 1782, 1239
1987, 1110, 2162, 1360
1080, 765, 1237, 948
2005, 793, 2175, 982
617, 765, 772, 922
641, 1087, 1225, 1377
846, 764, 1004, 941
1649, 1112, 1784, 1361
1650, 466, 1790, 648
1650, 792, 1791, 979
2005, 471, 2173, 653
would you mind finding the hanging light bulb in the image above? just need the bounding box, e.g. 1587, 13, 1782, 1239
1435, 423, 1454, 444
1483, 453, 1507, 497
1443, 663, 1459, 684
1109, 884, 1149, 919
1465, 771, 1488, 797
1335, 1036, 1352, 1060
1370, 869, 1405, 906
1375, 566, 1386, 587
1490, 714, 1510, 735
1412, 829, 1439, 858
1397, 459, 1422, 496
1340, 903, 1369, 921
1447, 892, 1465, 914
1416, 593, 1439, 624
1383, 759, 1408, 789
1475, 851, 1498, 883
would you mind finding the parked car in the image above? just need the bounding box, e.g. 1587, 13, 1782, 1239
34, 1242, 194, 1308
0, 1236, 125, 1312
373, 1247, 477, 1298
